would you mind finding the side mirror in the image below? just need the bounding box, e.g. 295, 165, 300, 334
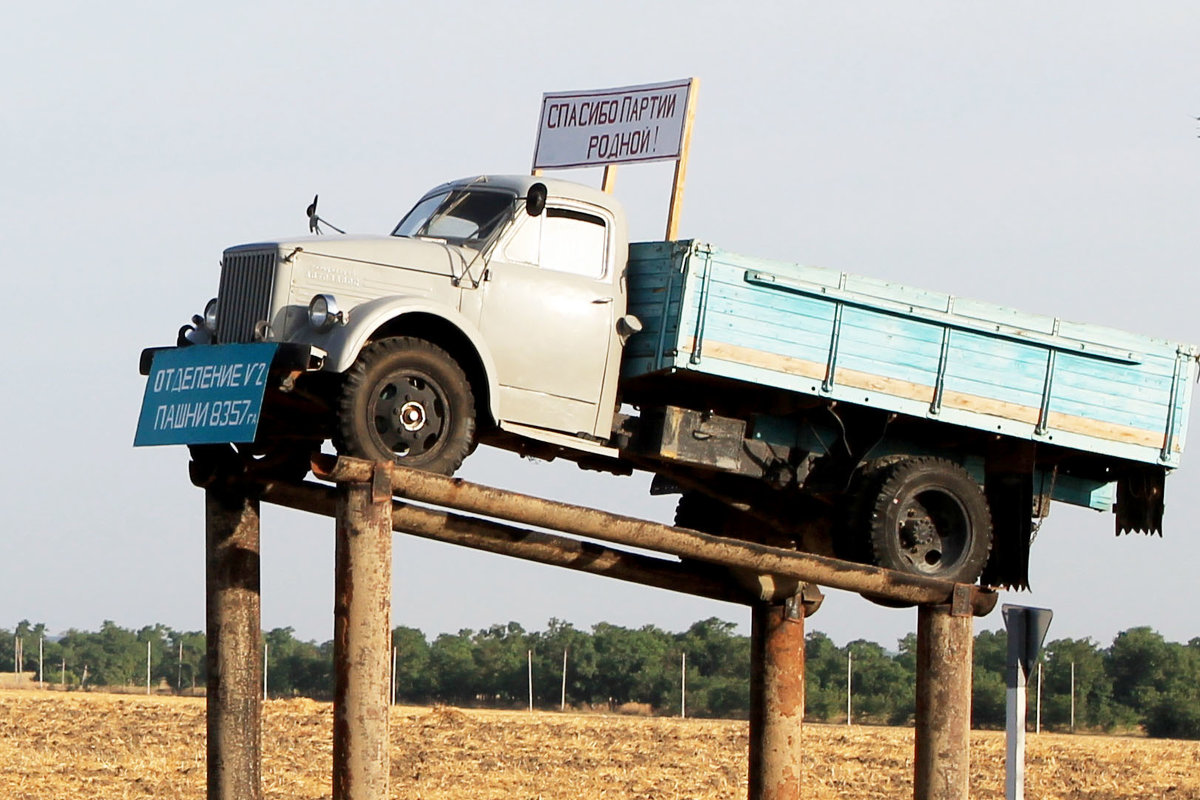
526, 183, 547, 216
306, 194, 320, 233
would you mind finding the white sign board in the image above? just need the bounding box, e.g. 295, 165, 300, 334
532, 79, 693, 170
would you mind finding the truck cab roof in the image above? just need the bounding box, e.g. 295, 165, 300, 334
426, 174, 627, 226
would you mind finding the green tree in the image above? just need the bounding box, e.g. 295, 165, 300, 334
65, 621, 142, 686
678, 618, 746, 679
429, 630, 477, 704
804, 631, 846, 722
532, 619, 597, 709
695, 674, 750, 718
1040, 637, 1115, 730
591, 623, 671, 708
972, 628, 1007, 729
137, 623, 173, 690
895, 633, 918, 675
0, 618, 56, 681
846, 639, 913, 725
1108, 626, 1171, 723
472, 622, 530, 705
674, 618, 749, 719
164, 629, 206, 692
392, 626, 433, 702
2, 621, 52, 681
1141, 636, 1200, 739
263, 627, 331, 698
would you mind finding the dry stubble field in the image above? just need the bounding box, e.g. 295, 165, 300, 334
1, 689, 1197, 799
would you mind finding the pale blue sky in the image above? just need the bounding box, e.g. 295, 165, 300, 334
3, 3, 1199, 647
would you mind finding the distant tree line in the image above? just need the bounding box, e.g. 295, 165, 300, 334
3, 618, 1198, 738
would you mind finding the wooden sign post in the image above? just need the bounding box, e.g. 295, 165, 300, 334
531, 78, 699, 240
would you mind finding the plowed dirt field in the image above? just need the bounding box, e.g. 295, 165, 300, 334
1, 689, 1197, 799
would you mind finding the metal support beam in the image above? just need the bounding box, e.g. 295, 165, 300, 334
914, 603, 974, 800
261, 480, 762, 604
205, 485, 262, 800
749, 592, 806, 800
313, 457, 996, 614
333, 463, 393, 800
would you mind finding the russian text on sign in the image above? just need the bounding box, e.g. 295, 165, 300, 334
533, 79, 692, 170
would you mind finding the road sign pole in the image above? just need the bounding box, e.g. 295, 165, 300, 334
1002, 605, 1053, 800
1006, 648, 1027, 799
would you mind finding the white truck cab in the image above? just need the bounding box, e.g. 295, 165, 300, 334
187, 175, 636, 474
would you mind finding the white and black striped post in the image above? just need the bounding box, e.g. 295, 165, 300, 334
1002, 605, 1053, 800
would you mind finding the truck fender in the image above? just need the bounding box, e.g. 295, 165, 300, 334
315, 295, 502, 423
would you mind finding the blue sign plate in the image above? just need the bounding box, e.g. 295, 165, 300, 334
135, 343, 278, 446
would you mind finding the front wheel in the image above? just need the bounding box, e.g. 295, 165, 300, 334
335, 337, 475, 475
866, 457, 992, 584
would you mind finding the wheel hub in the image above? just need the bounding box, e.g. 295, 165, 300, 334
398, 401, 427, 431
899, 504, 943, 568
370, 374, 446, 458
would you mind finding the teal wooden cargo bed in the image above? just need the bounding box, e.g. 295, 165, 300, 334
622, 241, 1197, 470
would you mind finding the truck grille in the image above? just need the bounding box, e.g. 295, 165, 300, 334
216, 249, 276, 343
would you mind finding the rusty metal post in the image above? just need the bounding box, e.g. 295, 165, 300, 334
914, 597, 975, 800
749, 591, 806, 800
333, 462, 393, 800
205, 485, 262, 800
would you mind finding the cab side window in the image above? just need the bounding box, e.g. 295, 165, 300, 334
502, 207, 608, 278
541, 208, 607, 278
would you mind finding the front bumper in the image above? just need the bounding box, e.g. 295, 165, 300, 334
139, 342, 322, 377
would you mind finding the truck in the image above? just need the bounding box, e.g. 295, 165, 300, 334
139, 173, 1198, 589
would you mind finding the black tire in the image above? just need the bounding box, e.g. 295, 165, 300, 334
866, 457, 992, 584
835, 462, 893, 564
336, 337, 475, 475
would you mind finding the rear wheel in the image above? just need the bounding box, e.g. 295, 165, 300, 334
866, 457, 992, 584
336, 337, 475, 475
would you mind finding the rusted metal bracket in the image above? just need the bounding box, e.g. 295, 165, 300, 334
799, 583, 824, 618
370, 461, 393, 504
952, 583, 977, 617
781, 593, 804, 623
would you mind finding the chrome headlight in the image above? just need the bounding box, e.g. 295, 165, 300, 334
308, 293, 343, 332
202, 298, 219, 333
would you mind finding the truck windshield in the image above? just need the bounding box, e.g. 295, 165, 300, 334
392, 189, 516, 247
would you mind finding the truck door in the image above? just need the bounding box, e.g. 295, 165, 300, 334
476, 203, 617, 437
